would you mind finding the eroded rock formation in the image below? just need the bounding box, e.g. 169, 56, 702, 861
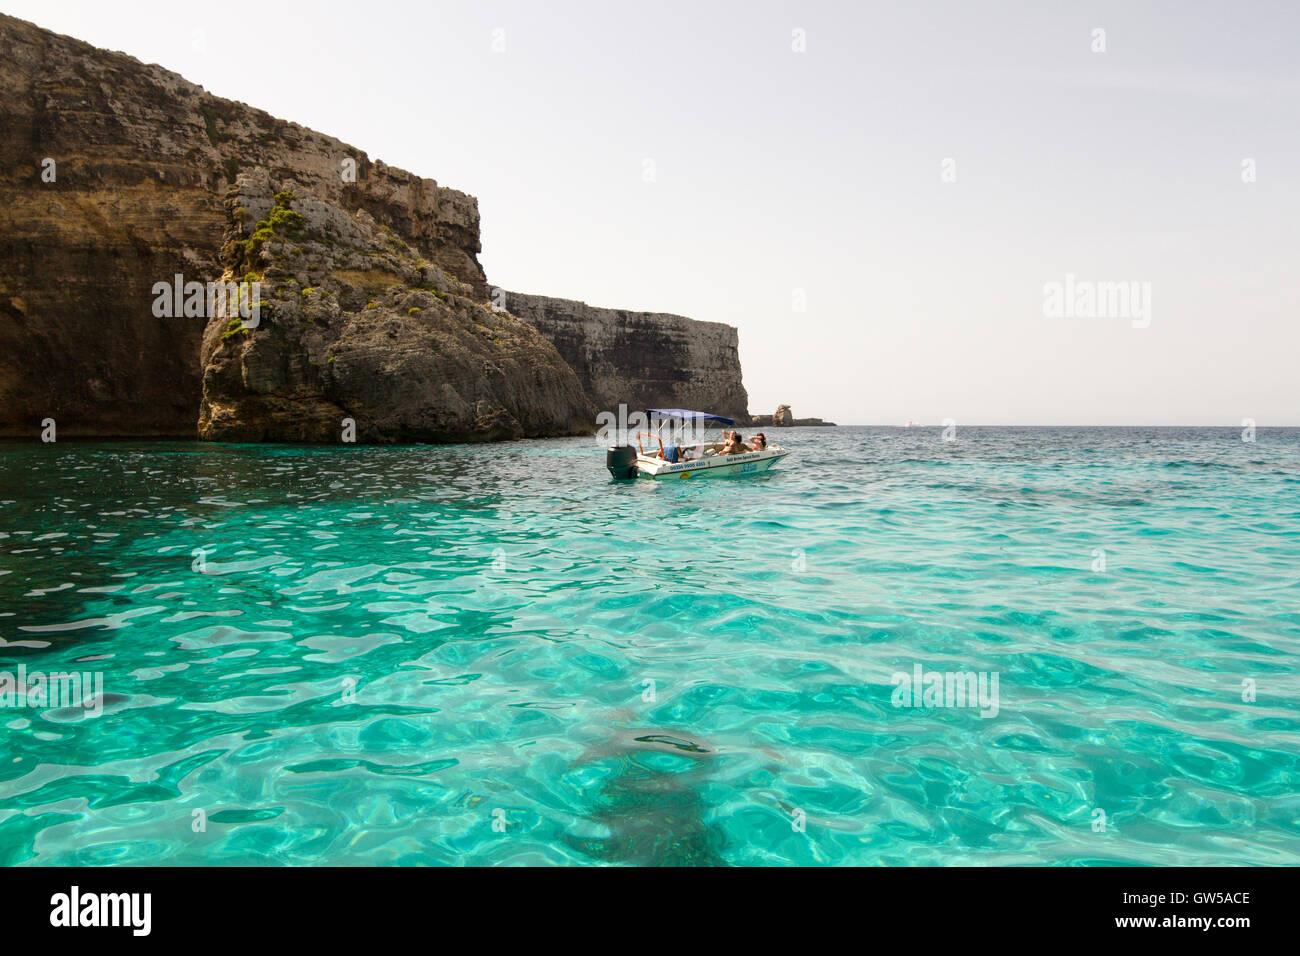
198, 174, 592, 442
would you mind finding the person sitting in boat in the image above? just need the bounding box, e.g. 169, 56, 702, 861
722, 432, 751, 455
752, 433, 767, 450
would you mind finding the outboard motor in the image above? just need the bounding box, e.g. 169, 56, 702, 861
606, 444, 638, 480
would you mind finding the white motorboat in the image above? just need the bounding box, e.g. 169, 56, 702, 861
606, 409, 790, 480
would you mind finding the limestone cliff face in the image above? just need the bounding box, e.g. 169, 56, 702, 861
198, 173, 592, 442
0, 13, 486, 438
503, 292, 751, 424
0, 13, 753, 441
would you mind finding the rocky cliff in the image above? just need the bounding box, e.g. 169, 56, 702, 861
0, 14, 493, 439
503, 292, 750, 424
0, 14, 750, 441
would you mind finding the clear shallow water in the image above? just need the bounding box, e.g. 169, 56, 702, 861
1, 426, 1298, 866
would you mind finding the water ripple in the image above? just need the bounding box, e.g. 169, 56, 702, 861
1, 427, 1298, 865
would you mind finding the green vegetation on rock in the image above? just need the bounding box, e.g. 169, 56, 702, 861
221, 318, 248, 341
233, 191, 306, 269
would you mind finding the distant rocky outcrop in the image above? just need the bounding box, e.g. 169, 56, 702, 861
503, 292, 750, 424
198, 174, 592, 442
749, 404, 836, 427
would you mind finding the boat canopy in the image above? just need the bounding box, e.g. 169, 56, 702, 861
645, 408, 735, 427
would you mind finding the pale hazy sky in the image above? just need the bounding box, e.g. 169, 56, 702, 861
8, 0, 1299, 424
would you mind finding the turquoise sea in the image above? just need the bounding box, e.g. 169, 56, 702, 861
1, 426, 1298, 866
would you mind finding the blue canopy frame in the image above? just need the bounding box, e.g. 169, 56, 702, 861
645, 408, 735, 427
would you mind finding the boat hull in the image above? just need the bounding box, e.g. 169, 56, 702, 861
634, 448, 789, 480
